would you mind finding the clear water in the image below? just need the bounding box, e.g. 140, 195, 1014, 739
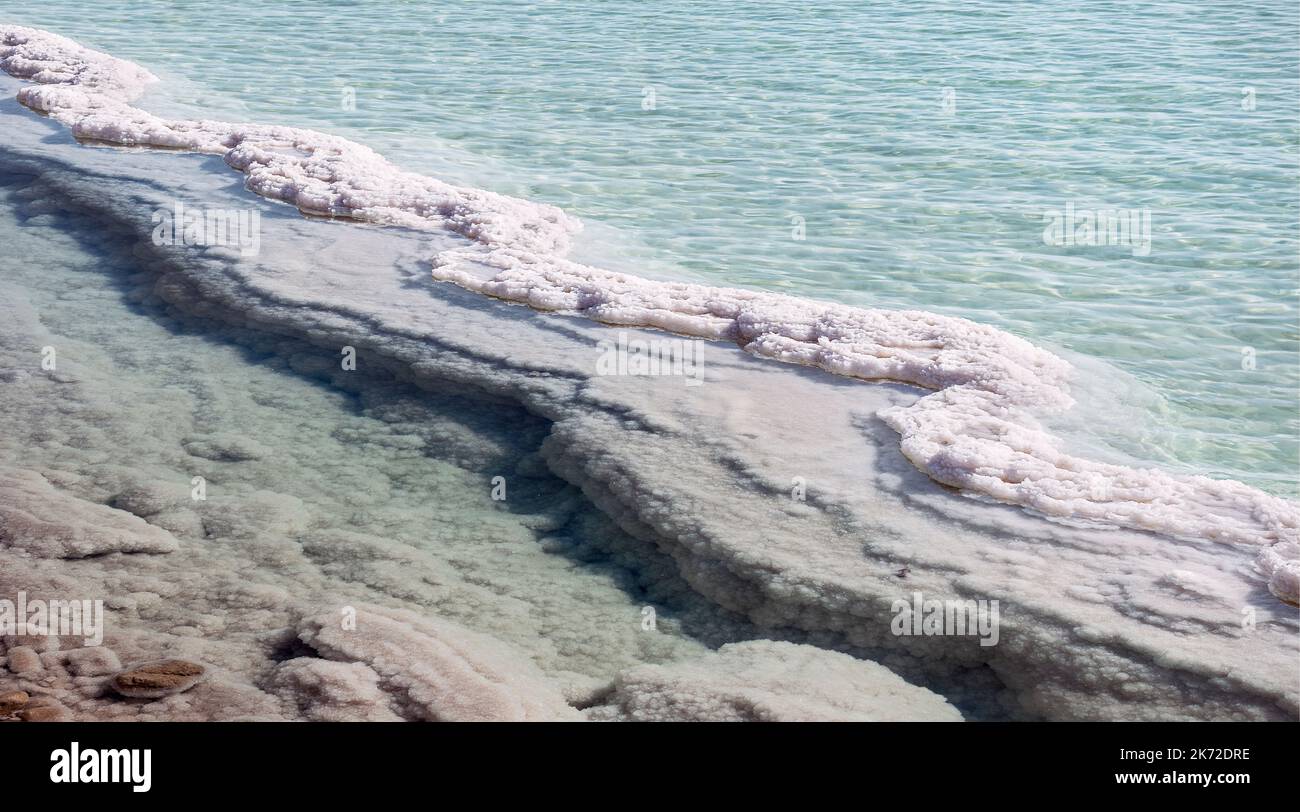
2, 0, 1296, 494
0, 154, 740, 688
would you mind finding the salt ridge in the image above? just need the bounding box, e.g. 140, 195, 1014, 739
2, 25, 1295, 596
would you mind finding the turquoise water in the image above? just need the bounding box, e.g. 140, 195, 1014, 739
2, 0, 1297, 494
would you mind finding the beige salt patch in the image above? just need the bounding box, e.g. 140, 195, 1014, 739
0, 467, 178, 558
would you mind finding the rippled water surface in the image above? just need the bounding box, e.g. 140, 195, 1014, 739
2, 0, 1297, 493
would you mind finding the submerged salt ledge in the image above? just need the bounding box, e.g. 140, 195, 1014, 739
0, 26, 1295, 569
2, 126, 1295, 720
0, 267, 965, 720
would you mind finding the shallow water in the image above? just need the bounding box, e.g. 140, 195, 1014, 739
0, 141, 758, 699
0, 73, 1295, 720
0, 0, 1295, 494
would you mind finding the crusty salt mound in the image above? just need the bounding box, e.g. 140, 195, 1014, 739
440, 267, 1295, 549
588, 640, 963, 721
1256, 542, 1300, 606
0, 25, 1293, 553
283, 605, 582, 721
0, 467, 178, 558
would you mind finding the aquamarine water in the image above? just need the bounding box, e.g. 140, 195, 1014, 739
2, 0, 1296, 494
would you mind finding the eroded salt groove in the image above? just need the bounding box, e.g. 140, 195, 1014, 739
0, 25, 1295, 568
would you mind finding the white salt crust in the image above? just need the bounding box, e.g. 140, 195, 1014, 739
586, 640, 964, 721
1, 24, 1294, 585
1255, 542, 1300, 607
289, 605, 583, 721
0, 467, 179, 558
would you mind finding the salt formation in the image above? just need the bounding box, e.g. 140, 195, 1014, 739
65, 647, 122, 677
0, 27, 1296, 724
0, 24, 1294, 549
1256, 543, 1300, 606
5, 694, 70, 722
283, 606, 582, 721
0, 467, 179, 558
444, 268, 1296, 547
588, 640, 963, 721
0, 240, 729, 721
269, 659, 402, 722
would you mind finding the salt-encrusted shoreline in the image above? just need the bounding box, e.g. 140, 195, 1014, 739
0, 26, 1297, 721
1, 24, 1295, 570
0, 87, 1295, 720
0, 131, 964, 721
